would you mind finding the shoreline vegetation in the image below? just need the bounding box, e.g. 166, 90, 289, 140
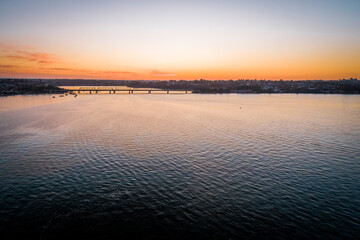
1, 78, 359, 96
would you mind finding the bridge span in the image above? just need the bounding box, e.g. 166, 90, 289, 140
60, 87, 191, 94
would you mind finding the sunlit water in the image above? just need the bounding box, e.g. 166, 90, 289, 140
0, 94, 359, 239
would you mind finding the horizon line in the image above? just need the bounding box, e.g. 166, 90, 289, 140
1, 77, 358, 82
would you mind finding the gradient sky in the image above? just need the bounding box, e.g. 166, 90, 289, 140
0, 0, 359, 80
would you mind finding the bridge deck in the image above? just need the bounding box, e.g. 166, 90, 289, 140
68, 89, 173, 91
63, 88, 191, 94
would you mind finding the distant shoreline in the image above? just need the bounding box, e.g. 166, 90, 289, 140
2, 92, 360, 97
1, 78, 359, 95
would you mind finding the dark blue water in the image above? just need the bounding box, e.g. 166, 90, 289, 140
0, 94, 359, 239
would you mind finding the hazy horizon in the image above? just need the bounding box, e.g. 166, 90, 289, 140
0, 77, 354, 81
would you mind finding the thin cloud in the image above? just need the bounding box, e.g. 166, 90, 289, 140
0, 42, 137, 78
0, 42, 34, 50
0, 42, 58, 65
151, 69, 176, 76
48, 67, 72, 71
5, 51, 57, 64
0, 64, 18, 68
101, 71, 134, 75
45, 67, 136, 76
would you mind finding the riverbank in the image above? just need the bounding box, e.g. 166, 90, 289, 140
1, 78, 360, 95
0, 80, 67, 96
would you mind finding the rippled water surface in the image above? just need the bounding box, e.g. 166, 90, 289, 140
0, 94, 359, 239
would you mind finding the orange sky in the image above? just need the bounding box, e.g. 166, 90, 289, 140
1, 41, 359, 80
1, 0, 360, 80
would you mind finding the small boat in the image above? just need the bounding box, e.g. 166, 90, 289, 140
59, 95, 64, 97
52, 96, 55, 98
74, 94, 77, 97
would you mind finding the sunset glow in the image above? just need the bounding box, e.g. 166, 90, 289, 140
1, 0, 359, 80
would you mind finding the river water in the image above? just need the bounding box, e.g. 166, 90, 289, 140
0, 94, 359, 239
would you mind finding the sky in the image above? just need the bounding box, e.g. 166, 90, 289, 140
0, 0, 359, 80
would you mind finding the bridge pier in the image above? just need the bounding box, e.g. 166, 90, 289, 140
109, 90, 111, 94
90, 90, 92, 94
148, 90, 151, 94
113, 90, 116, 94
131, 90, 134, 94
167, 90, 169, 94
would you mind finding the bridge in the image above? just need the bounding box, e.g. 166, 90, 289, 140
61, 87, 191, 94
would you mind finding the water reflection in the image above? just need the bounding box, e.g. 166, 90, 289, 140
0, 94, 73, 112
0, 94, 359, 239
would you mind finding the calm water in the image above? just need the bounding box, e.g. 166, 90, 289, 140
0, 94, 359, 239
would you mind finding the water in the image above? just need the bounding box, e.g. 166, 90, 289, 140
0, 94, 359, 239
